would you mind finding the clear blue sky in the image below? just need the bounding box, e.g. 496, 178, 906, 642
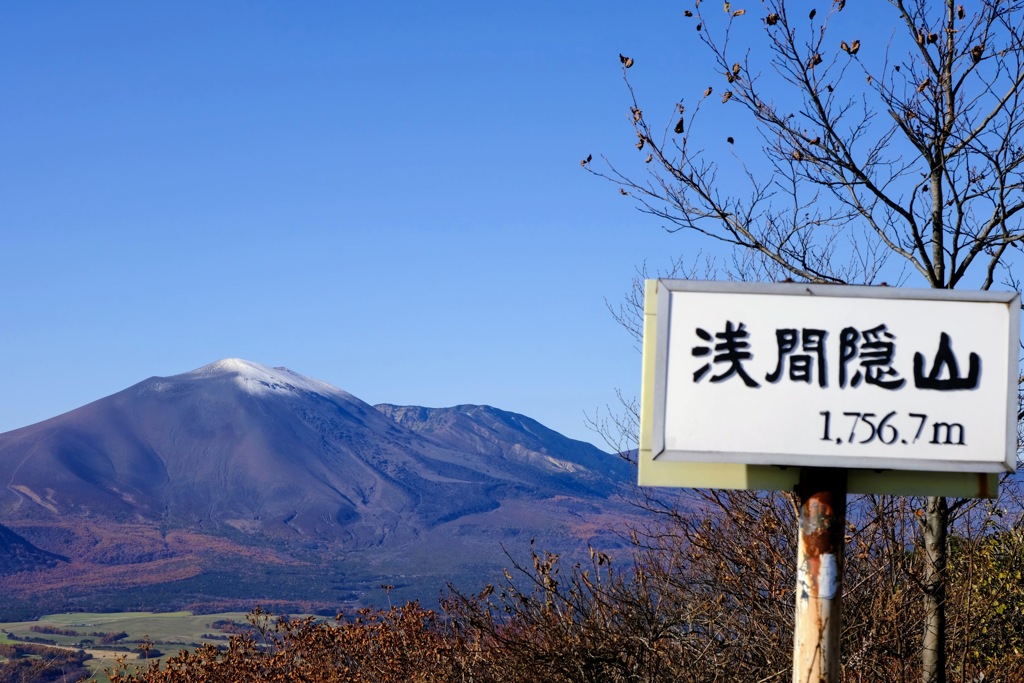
1, 1, 722, 445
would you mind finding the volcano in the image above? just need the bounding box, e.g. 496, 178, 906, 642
0, 359, 637, 617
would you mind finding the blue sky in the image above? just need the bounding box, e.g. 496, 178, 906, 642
0, 1, 713, 445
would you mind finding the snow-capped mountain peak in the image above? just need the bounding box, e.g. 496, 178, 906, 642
185, 358, 353, 400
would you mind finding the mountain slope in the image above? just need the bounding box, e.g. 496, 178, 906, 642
0, 523, 67, 575
375, 403, 632, 497
0, 359, 638, 616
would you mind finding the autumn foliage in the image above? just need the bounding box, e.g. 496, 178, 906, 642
102, 489, 1024, 683
106, 604, 454, 683
0, 642, 91, 683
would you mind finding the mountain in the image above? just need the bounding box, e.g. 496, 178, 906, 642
375, 404, 633, 497
0, 359, 639, 618
0, 523, 67, 575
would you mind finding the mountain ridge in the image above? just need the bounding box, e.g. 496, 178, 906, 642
0, 359, 639, 618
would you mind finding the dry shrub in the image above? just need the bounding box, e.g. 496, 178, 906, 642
106, 491, 1024, 683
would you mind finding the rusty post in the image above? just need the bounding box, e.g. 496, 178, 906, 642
792, 467, 847, 683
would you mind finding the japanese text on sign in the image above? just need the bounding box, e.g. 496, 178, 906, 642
693, 322, 980, 392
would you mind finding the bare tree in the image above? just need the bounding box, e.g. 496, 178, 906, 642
586, 1, 1024, 681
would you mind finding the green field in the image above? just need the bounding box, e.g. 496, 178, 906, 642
0, 610, 260, 682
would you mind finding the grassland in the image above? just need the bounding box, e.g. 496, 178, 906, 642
0, 610, 257, 682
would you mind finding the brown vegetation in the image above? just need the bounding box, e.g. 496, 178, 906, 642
103, 488, 1024, 683
0, 642, 91, 683
0, 521, 298, 601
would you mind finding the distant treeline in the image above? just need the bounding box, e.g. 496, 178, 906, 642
22, 625, 129, 644
29, 625, 77, 637
0, 642, 90, 683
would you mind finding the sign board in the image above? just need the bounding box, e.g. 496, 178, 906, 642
639, 280, 1020, 497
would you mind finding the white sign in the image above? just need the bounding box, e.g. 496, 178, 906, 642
647, 281, 1019, 474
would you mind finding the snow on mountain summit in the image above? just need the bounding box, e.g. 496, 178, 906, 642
181, 358, 356, 400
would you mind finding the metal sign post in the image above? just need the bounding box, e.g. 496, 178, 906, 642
792, 468, 847, 683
